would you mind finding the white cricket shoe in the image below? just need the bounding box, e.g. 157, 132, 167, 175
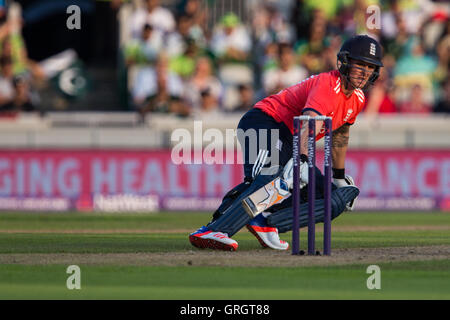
246, 214, 289, 250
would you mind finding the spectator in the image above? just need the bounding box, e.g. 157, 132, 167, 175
184, 56, 222, 113
253, 41, 278, 99
383, 14, 411, 61
263, 43, 308, 96
176, 0, 208, 41
434, 20, 450, 85
0, 4, 42, 113
302, 0, 341, 21
295, 8, 328, 74
397, 84, 432, 114
262, 42, 280, 71
352, 0, 379, 37
232, 84, 255, 113
250, 6, 273, 91
379, 1, 400, 40
210, 12, 252, 65
421, 13, 448, 54
290, 0, 313, 41
210, 12, 253, 110
0, 23, 37, 79
364, 68, 397, 115
124, 24, 163, 67
196, 88, 222, 118
250, 2, 295, 44
166, 14, 206, 79
132, 53, 187, 119
264, 3, 295, 44
434, 79, 450, 114
0, 56, 35, 113
124, 23, 164, 104
395, 0, 430, 36
0, 32, 26, 76
169, 38, 199, 79
166, 14, 201, 58
251, 3, 295, 90
393, 38, 437, 107
251, 5, 273, 49
321, 34, 342, 72
0, 56, 14, 111
336, 1, 357, 37
12, 73, 35, 112
129, 0, 175, 39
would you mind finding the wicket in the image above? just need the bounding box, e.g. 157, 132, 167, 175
292, 116, 332, 256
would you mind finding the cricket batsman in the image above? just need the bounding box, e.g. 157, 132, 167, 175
189, 35, 383, 251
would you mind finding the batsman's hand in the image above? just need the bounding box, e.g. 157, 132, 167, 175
333, 175, 358, 211
333, 175, 355, 188
283, 157, 308, 190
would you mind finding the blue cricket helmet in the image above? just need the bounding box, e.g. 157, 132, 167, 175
337, 35, 383, 88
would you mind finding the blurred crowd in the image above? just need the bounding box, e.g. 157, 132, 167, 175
1, 0, 449, 118
121, 0, 450, 119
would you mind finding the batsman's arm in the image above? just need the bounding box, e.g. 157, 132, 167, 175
331, 125, 358, 211
331, 124, 350, 170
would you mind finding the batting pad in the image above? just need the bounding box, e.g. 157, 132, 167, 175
207, 166, 282, 237
266, 186, 360, 233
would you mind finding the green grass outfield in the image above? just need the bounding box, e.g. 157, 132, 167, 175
0, 211, 449, 300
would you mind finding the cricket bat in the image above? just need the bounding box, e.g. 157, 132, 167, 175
241, 177, 291, 218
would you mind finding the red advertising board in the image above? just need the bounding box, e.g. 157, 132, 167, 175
0, 149, 448, 211
317, 150, 450, 198
0, 149, 242, 195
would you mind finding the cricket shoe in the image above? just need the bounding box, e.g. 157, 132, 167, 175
189, 226, 238, 251
246, 214, 289, 250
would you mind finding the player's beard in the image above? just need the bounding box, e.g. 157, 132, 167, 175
345, 65, 371, 90
347, 76, 368, 89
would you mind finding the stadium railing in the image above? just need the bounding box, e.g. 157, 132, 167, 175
0, 112, 449, 149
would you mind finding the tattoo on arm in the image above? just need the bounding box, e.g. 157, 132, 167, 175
299, 110, 322, 156
332, 125, 350, 148
300, 126, 309, 155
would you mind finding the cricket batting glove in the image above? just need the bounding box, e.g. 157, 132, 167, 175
283, 157, 308, 190
333, 174, 357, 211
